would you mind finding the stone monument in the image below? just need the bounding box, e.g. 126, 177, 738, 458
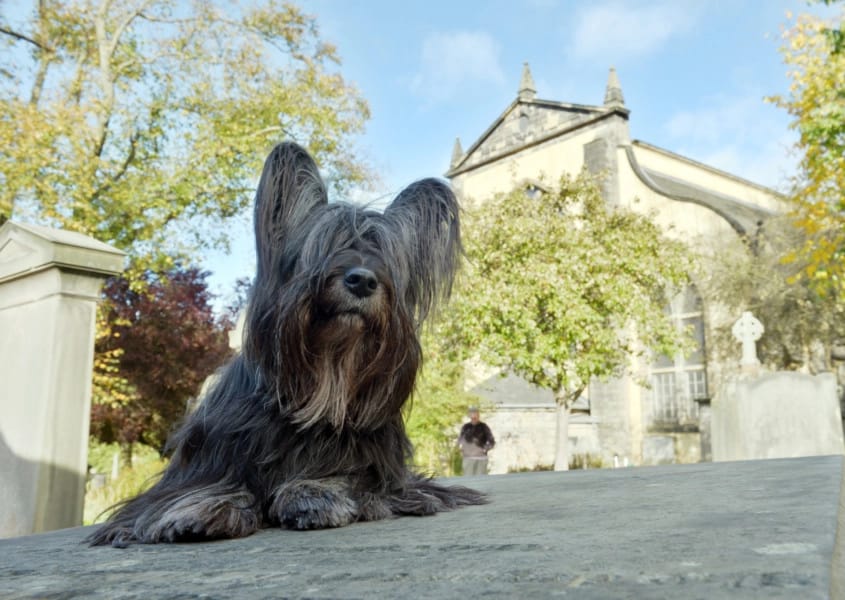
0, 221, 125, 538
713, 311, 845, 461
731, 310, 764, 374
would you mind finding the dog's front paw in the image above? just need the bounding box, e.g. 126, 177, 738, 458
139, 488, 260, 543
269, 478, 357, 530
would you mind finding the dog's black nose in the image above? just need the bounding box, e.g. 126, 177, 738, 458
343, 267, 378, 298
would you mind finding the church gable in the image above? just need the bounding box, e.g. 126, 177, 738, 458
450, 63, 612, 175
458, 102, 602, 171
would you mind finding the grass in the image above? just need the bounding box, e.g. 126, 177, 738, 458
84, 442, 167, 525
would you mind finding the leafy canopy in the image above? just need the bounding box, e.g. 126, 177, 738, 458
0, 0, 370, 273
455, 173, 695, 405
404, 327, 481, 477
90, 266, 233, 456
769, 5, 845, 293
698, 216, 845, 374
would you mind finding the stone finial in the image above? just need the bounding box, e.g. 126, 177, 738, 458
604, 66, 625, 109
732, 311, 764, 370
518, 62, 537, 102
450, 137, 464, 168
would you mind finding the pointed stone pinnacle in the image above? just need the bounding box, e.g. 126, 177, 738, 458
451, 137, 464, 168
604, 66, 625, 108
518, 62, 537, 101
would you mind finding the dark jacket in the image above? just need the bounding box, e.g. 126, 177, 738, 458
458, 422, 495, 458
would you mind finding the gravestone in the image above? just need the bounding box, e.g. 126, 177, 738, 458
731, 310, 763, 373
0, 221, 124, 538
713, 372, 844, 461
713, 311, 845, 461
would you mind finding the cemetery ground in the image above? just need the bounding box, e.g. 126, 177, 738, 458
1, 454, 843, 599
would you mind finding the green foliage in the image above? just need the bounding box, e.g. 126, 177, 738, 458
816, 0, 845, 54
1, 0, 369, 458
455, 172, 695, 407
568, 453, 604, 470
405, 326, 482, 477
0, 0, 370, 275
698, 217, 845, 373
769, 6, 845, 295
84, 441, 165, 525
507, 464, 553, 473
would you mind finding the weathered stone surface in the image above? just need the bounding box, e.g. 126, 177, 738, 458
0, 221, 125, 538
1, 455, 842, 599
641, 435, 675, 465
713, 372, 845, 462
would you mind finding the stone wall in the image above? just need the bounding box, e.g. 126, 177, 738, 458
641, 432, 702, 465
485, 405, 557, 474
591, 377, 635, 466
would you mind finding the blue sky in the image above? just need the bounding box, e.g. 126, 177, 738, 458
199, 1, 835, 309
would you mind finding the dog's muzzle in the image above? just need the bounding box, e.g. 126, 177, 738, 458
343, 267, 378, 298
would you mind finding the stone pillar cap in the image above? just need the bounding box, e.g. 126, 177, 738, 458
0, 221, 126, 283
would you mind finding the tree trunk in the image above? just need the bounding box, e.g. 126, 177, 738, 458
553, 401, 571, 471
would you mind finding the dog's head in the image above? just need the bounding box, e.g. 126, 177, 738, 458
244, 142, 461, 431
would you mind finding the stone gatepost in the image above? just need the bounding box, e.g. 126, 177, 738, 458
0, 221, 125, 538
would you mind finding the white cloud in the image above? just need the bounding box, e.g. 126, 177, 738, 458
409, 31, 505, 104
664, 94, 799, 191
570, 1, 700, 63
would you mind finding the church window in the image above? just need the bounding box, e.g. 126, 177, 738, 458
647, 285, 708, 430
525, 184, 541, 200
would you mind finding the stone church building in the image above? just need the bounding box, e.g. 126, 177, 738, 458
446, 65, 784, 473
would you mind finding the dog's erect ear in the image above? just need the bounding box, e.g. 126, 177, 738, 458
383, 178, 462, 324
254, 142, 328, 280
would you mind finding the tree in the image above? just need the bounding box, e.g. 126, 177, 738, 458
769, 5, 845, 295
404, 327, 481, 476
90, 266, 233, 464
698, 216, 845, 374
0, 0, 370, 273
455, 173, 694, 470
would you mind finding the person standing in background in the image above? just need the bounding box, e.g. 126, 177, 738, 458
458, 407, 495, 475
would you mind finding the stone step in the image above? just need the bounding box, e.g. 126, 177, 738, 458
1, 455, 842, 598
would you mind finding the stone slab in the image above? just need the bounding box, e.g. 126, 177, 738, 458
1, 455, 842, 599
713, 372, 845, 462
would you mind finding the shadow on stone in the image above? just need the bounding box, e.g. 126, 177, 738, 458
0, 432, 86, 538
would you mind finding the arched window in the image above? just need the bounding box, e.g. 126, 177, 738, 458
647, 285, 708, 430
520, 179, 548, 200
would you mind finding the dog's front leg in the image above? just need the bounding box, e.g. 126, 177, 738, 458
268, 477, 358, 530
126, 484, 261, 545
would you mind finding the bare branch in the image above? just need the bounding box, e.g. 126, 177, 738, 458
108, 1, 154, 57
136, 11, 196, 25
246, 125, 285, 139
0, 25, 53, 52
92, 130, 139, 201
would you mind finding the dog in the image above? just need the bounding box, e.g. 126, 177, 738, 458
87, 142, 486, 547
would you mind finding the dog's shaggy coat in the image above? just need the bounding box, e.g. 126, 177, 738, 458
87, 142, 485, 547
